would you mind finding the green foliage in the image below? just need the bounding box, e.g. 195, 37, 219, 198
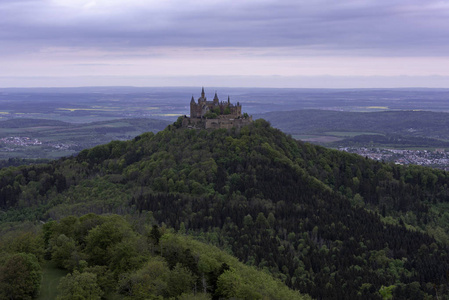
216, 269, 262, 299
0, 253, 42, 300
3, 120, 449, 298
8, 231, 45, 262
174, 116, 184, 128
166, 263, 196, 297
203, 112, 218, 119
84, 216, 133, 266
150, 225, 162, 245
50, 234, 78, 270
57, 270, 103, 300
0, 213, 304, 299
178, 293, 211, 300
118, 256, 170, 299
379, 285, 395, 300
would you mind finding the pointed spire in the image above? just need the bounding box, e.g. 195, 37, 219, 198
201, 87, 205, 98
191, 95, 195, 103
214, 91, 219, 101
227, 95, 230, 104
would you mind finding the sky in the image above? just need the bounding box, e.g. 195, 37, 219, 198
1, 0, 449, 88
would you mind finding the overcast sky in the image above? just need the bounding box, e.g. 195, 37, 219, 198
2, 0, 449, 88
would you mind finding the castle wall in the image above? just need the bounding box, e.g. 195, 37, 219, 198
205, 117, 252, 129
181, 115, 253, 130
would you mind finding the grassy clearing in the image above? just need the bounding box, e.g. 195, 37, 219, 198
38, 261, 67, 300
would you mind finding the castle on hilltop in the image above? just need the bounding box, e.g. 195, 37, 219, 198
182, 87, 252, 129
190, 87, 242, 118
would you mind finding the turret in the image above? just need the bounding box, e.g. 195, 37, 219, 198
213, 91, 219, 104
191, 95, 195, 104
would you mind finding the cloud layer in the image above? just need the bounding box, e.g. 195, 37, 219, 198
2, 0, 449, 87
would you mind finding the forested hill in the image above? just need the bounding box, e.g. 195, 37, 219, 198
2, 119, 449, 298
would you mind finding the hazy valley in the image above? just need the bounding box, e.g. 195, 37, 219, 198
2, 87, 449, 167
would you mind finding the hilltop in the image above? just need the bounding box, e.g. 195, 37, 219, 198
1, 119, 449, 298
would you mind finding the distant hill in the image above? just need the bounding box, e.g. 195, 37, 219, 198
0, 118, 71, 128
2, 120, 449, 298
256, 109, 449, 147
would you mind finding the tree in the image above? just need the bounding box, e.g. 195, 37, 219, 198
215, 269, 261, 299
50, 234, 78, 270
150, 225, 162, 245
118, 257, 170, 299
204, 112, 218, 119
178, 292, 212, 300
174, 116, 184, 128
57, 271, 103, 300
84, 216, 132, 265
109, 239, 144, 276
379, 285, 395, 300
0, 253, 42, 300
167, 263, 196, 298
8, 231, 45, 262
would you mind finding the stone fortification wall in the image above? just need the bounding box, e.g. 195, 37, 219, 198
181, 115, 253, 130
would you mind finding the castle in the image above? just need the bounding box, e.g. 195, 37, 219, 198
182, 87, 252, 129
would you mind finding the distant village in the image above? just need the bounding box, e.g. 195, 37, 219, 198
0, 136, 72, 151
0, 137, 42, 146
339, 147, 449, 170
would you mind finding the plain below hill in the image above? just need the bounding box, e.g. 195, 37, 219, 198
0, 118, 170, 160
256, 109, 449, 147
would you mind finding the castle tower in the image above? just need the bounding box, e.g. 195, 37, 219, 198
213, 91, 219, 105
198, 87, 207, 104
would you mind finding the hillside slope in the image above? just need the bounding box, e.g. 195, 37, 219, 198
1, 119, 449, 299
0, 214, 307, 300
